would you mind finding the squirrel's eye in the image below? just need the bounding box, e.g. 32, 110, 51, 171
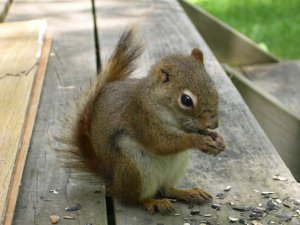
181, 94, 193, 107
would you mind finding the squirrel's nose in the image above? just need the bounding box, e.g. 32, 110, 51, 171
205, 117, 219, 129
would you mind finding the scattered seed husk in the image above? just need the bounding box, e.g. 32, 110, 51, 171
253, 207, 266, 213
63, 215, 75, 219
261, 191, 275, 195
271, 194, 279, 199
183, 223, 190, 225
216, 192, 226, 199
224, 186, 232, 192
283, 202, 291, 208
238, 218, 247, 224
266, 200, 279, 211
262, 193, 275, 198
273, 175, 287, 181
258, 203, 263, 207
268, 221, 276, 224
174, 213, 181, 216
232, 205, 252, 212
203, 214, 212, 217
275, 214, 292, 222
249, 212, 265, 220
276, 199, 282, 204
254, 190, 260, 193
293, 199, 300, 206
65, 203, 81, 212
228, 216, 238, 222
49, 189, 59, 194
190, 209, 200, 215
49, 215, 60, 224
211, 204, 221, 210
296, 209, 300, 214
251, 220, 262, 225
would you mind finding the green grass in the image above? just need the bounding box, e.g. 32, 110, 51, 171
189, 0, 300, 59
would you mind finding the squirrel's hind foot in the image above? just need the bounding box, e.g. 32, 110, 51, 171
164, 187, 212, 205
141, 198, 175, 215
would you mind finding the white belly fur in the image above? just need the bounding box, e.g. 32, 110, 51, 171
120, 136, 189, 200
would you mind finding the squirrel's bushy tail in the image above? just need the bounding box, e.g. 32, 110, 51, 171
54, 27, 143, 182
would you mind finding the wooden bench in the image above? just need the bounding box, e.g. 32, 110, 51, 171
4, 0, 300, 224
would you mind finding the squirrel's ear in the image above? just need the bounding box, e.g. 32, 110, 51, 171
161, 69, 170, 83
191, 48, 204, 64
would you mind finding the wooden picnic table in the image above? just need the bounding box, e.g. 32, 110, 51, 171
3, 0, 300, 224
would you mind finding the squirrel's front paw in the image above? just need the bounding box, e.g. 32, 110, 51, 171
199, 132, 225, 155
141, 199, 175, 214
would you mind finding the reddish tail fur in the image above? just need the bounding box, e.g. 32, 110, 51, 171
55, 27, 143, 182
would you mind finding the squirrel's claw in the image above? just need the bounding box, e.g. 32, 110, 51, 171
141, 199, 175, 215
164, 188, 212, 205
202, 133, 226, 156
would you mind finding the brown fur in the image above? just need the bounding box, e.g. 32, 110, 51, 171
56, 27, 225, 214
55, 27, 143, 183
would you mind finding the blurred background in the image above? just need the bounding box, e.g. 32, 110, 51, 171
189, 0, 300, 59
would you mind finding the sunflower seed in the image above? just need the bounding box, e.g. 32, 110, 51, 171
232, 205, 252, 212
216, 192, 226, 199
228, 216, 238, 222
63, 215, 75, 219
211, 204, 221, 210
261, 191, 275, 195
238, 218, 247, 224
224, 186, 232, 191
49, 189, 59, 194
190, 209, 200, 215
266, 200, 279, 211
273, 175, 287, 181
251, 220, 262, 225
65, 203, 81, 212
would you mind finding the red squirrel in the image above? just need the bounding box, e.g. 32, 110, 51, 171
56, 27, 225, 214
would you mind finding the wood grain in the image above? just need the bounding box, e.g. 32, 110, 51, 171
242, 61, 300, 115
0, 19, 47, 223
225, 64, 300, 182
96, 0, 300, 224
3, 32, 52, 225
6, 1, 107, 225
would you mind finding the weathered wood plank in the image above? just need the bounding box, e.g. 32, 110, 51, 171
6, 1, 107, 225
3, 29, 52, 225
242, 61, 300, 115
224, 63, 300, 182
96, 0, 300, 224
0, 19, 47, 223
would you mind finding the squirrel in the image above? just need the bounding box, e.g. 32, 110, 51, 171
56, 27, 225, 214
